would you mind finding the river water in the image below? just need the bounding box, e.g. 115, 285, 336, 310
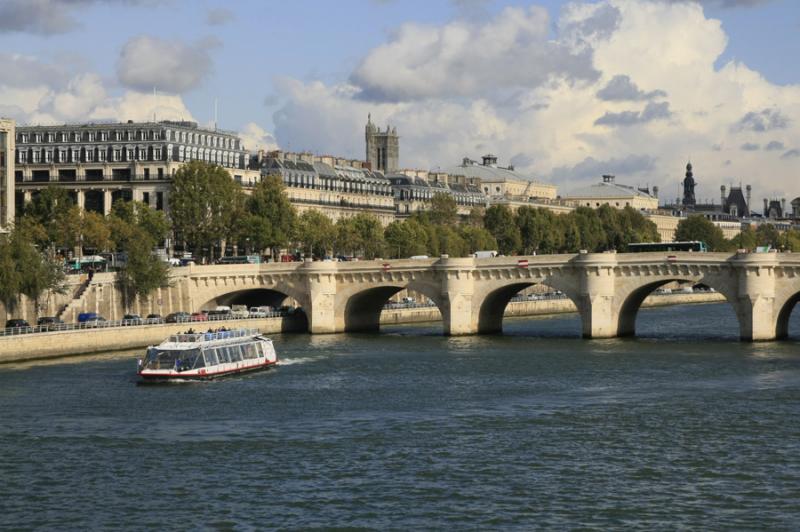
2, 303, 800, 529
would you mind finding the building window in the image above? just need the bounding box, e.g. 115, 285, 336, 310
99, 132, 107, 141
142, 192, 150, 205
44, 150, 52, 162
32, 151, 40, 163
115, 131, 123, 141
20, 134, 28, 143
156, 191, 164, 210
58, 149, 67, 162
98, 149, 106, 162
60, 132, 67, 142
18, 150, 27, 163
85, 149, 93, 162
113, 149, 122, 162
47, 133, 54, 143
72, 149, 80, 162
138, 148, 147, 160
153, 148, 161, 160
72, 132, 80, 142
87, 132, 94, 142
127, 149, 134, 161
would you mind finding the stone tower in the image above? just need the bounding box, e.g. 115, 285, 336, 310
682, 161, 696, 208
365, 114, 399, 174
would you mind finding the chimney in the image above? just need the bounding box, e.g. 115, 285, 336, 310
652, 185, 659, 199
602, 174, 615, 184
720, 185, 726, 204
746, 185, 752, 208
782, 198, 786, 214
763, 198, 769, 215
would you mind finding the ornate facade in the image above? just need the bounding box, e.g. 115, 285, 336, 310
14, 120, 260, 215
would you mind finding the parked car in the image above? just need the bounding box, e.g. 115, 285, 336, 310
122, 314, 143, 325
5, 319, 33, 333
207, 307, 232, 320
83, 316, 107, 328
78, 312, 99, 323
37, 316, 65, 331
190, 312, 208, 322
231, 305, 250, 318
165, 311, 191, 323
145, 314, 163, 324
248, 306, 271, 318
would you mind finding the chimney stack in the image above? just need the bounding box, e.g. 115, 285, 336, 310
653, 185, 659, 199
763, 198, 769, 216
746, 185, 752, 208
782, 198, 786, 215
721, 185, 726, 204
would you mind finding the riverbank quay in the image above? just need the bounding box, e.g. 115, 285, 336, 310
379, 291, 726, 325
0, 292, 724, 364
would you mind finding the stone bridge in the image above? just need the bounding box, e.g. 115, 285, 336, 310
160, 251, 800, 341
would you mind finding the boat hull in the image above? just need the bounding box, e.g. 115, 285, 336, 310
138, 359, 277, 383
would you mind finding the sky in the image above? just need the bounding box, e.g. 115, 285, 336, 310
0, 0, 798, 203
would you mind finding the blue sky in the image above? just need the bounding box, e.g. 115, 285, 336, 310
1, 0, 798, 200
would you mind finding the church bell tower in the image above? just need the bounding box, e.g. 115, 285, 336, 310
365, 114, 399, 174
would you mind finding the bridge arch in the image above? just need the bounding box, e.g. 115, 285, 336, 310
614, 275, 740, 338
774, 291, 800, 339
336, 280, 444, 333
475, 280, 581, 334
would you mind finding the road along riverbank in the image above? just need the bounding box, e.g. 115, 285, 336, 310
0, 292, 724, 364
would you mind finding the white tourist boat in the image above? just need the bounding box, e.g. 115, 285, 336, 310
137, 328, 277, 382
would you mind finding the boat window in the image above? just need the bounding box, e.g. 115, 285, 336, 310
204, 349, 218, 367
217, 348, 230, 364
243, 343, 256, 359
143, 348, 200, 370
255, 343, 264, 357
230, 346, 243, 363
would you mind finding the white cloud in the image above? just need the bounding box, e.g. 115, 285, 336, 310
238, 122, 279, 153
272, 0, 800, 199
117, 35, 219, 94
350, 5, 598, 102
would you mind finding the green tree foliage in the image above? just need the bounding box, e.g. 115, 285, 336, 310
755, 223, 780, 249
352, 213, 385, 259
296, 210, 336, 258
729, 225, 757, 251
247, 175, 296, 257
674, 215, 726, 251
169, 161, 243, 260
115, 230, 170, 311
0, 225, 67, 315
384, 219, 428, 258
429, 193, 459, 226
484, 205, 521, 255
516, 207, 562, 254
459, 225, 497, 254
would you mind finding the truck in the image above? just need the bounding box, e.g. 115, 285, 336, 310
473, 250, 498, 258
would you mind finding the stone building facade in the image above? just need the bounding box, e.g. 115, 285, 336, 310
254, 150, 396, 225
365, 114, 399, 174
0, 118, 14, 229
14, 120, 260, 215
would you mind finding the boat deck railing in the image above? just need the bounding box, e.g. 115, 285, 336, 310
167, 328, 259, 344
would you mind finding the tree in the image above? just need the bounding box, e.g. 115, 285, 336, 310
81, 210, 112, 253
248, 175, 296, 257
674, 215, 726, 251
351, 213, 385, 259
169, 161, 242, 260
568, 207, 607, 252
429, 193, 458, 226
296, 210, 336, 258
116, 228, 170, 311
516, 207, 562, 254
484, 205, 521, 255
384, 219, 428, 258
459, 225, 497, 254
755, 223, 781, 249
729, 225, 757, 251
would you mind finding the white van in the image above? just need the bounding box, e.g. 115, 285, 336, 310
473, 250, 498, 258
231, 305, 249, 318
248, 306, 272, 318
409, 255, 429, 260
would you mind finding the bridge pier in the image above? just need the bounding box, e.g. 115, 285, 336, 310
576, 252, 619, 339
734, 253, 778, 341
305, 259, 338, 334
438, 256, 479, 336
